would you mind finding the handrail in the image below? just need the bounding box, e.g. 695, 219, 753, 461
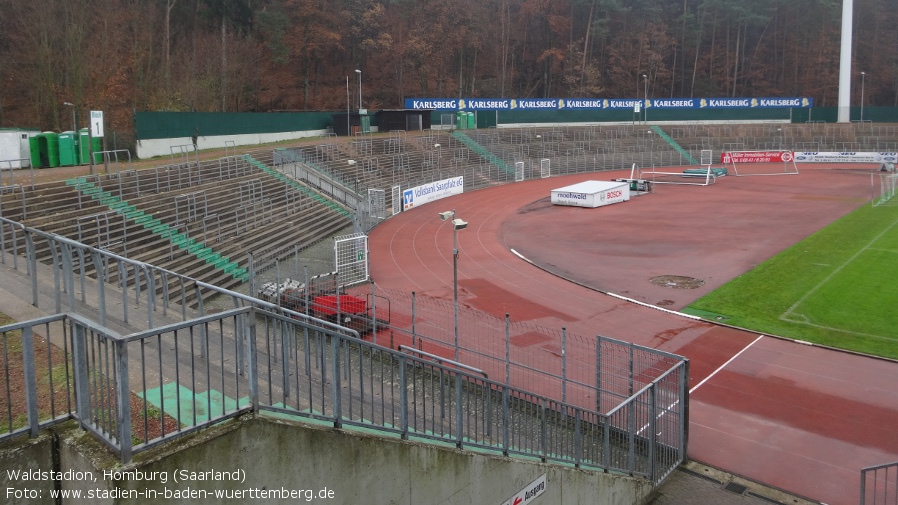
399, 345, 488, 378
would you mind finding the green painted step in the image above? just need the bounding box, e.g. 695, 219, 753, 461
138, 383, 250, 424
450, 131, 513, 176
242, 154, 353, 219
65, 176, 248, 282
651, 125, 699, 165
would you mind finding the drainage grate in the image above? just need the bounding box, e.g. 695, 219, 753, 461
723, 482, 748, 495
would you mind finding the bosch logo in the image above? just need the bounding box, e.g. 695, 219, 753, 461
606, 190, 623, 199
599, 192, 605, 202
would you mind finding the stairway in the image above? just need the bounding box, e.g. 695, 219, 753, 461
450, 131, 514, 176
65, 176, 248, 282
652, 125, 699, 165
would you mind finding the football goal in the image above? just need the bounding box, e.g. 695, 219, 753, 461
635, 162, 717, 187
723, 150, 799, 176
874, 172, 898, 207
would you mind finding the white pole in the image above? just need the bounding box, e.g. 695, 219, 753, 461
346, 76, 350, 136
860, 71, 866, 123
837, 0, 854, 123
355, 69, 362, 110
642, 75, 648, 124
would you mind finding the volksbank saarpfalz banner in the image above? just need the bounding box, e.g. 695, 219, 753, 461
402, 176, 464, 211
404, 97, 813, 110
793, 152, 898, 163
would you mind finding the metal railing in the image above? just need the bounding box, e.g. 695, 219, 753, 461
0, 215, 687, 484
862, 461, 898, 505
1, 306, 686, 483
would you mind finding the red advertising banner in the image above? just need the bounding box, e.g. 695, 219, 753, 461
721, 151, 794, 163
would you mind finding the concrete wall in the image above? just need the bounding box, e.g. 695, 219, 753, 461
0, 415, 655, 504
0, 430, 55, 503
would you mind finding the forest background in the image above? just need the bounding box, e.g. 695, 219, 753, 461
0, 0, 896, 135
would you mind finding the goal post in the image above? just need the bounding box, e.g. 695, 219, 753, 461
636, 166, 716, 186
723, 150, 799, 176
874, 172, 898, 207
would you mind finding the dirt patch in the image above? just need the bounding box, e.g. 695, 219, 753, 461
0, 315, 178, 446
459, 278, 575, 322
517, 197, 553, 214
650, 275, 705, 289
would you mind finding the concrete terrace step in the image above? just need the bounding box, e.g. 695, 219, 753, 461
65, 177, 248, 282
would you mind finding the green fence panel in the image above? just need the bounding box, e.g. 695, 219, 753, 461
135, 111, 337, 140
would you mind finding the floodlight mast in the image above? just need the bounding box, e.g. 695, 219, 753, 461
439, 209, 464, 360
355, 69, 362, 110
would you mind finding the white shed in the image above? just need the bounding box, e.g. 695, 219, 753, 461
0, 129, 40, 169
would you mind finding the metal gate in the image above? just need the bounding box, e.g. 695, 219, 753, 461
700, 149, 713, 166
368, 188, 386, 220
334, 233, 369, 286
391, 185, 402, 215
515, 161, 525, 182
540, 158, 551, 178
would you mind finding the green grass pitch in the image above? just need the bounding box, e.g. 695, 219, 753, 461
684, 201, 898, 359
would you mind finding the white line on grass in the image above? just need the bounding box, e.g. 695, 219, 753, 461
689, 335, 764, 394
781, 215, 898, 326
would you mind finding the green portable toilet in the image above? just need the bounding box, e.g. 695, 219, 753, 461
91, 135, 102, 163
28, 135, 42, 168
78, 128, 90, 164
456, 111, 466, 130
466, 112, 476, 130
36, 133, 49, 168
43, 132, 60, 168
58, 131, 77, 166
359, 113, 371, 134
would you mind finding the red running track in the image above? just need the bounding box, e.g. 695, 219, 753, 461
367, 166, 898, 505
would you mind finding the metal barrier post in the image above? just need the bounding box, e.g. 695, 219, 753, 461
410, 291, 416, 347
244, 310, 259, 412
505, 313, 510, 385
561, 327, 567, 403
455, 375, 463, 448
596, 336, 603, 412
680, 360, 690, 460
26, 231, 36, 304
399, 355, 408, 439
649, 384, 657, 482
502, 388, 510, 456
331, 332, 342, 427
116, 338, 132, 462
72, 323, 90, 430
20, 325, 40, 437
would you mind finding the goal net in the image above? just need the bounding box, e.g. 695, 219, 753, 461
874, 172, 898, 207
723, 150, 798, 176
634, 164, 717, 187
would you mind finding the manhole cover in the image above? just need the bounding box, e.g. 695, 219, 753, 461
650, 275, 705, 289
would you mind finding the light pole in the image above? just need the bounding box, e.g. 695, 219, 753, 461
355, 69, 362, 111
860, 71, 866, 123
346, 76, 351, 135
63, 102, 76, 132
439, 210, 467, 361
642, 75, 648, 124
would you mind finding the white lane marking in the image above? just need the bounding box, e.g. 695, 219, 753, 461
689, 334, 764, 394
